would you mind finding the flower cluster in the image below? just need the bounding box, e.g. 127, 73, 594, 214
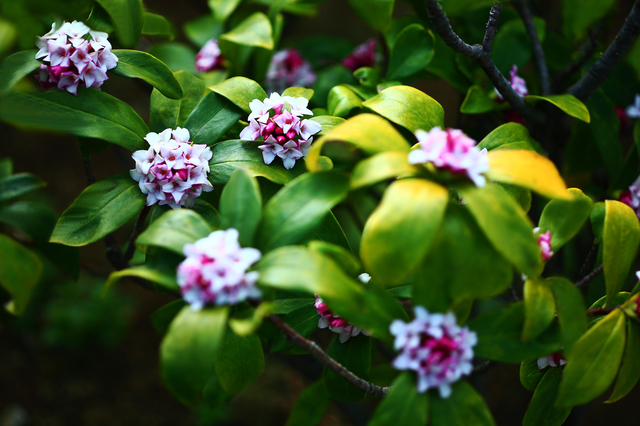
620, 175, 640, 219
534, 227, 554, 262
130, 128, 213, 209
626, 94, 640, 119
264, 49, 316, 93
495, 65, 528, 101
342, 39, 378, 71
537, 350, 566, 370
240, 93, 322, 169
408, 127, 489, 187
390, 307, 477, 397
177, 229, 262, 310
35, 21, 118, 95
195, 39, 225, 72
314, 273, 371, 343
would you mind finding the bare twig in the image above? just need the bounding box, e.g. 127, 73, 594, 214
568, 0, 640, 100
267, 313, 389, 397
577, 243, 598, 281
512, 0, 551, 95
471, 360, 497, 377
576, 264, 604, 290
122, 204, 152, 264
586, 306, 617, 317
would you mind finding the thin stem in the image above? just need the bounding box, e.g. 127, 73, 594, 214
81, 155, 96, 185
568, 0, 640, 100
266, 313, 389, 397
470, 360, 497, 377
123, 204, 152, 264
512, 0, 551, 95
586, 306, 617, 317
577, 243, 598, 281
576, 264, 604, 290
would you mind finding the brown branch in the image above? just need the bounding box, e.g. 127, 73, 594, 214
577, 243, 598, 282
266, 313, 389, 397
576, 264, 604, 290
512, 0, 550, 95
586, 306, 617, 317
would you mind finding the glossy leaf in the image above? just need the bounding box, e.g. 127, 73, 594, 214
160, 306, 228, 405
96, 0, 143, 47
523, 368, 571, 426
308, 241, 360, 277
0, 89, 148, 151
525, 95, 590, 123
485, 150, 570, 199
311, 211, 351, 251
151, 299, 186, 336
142, 12, 173, 38
50, 174, 145, 246
460, 86, 497, 114
350, 151, 420, 190
257, 171, 349, 251
348, 0, 393, 32
327, 85, 362, 117
538, 188, 593, 252
557, 310, 626, 407
497, 182, 532, 212
368, 372, 428, 426
282, 86, 314, 100
183, 91, 242, 145
477, 122, 537, 151
607, 319, 640, 402
136, 209, 214, 255
386, 24, 435, 80
213, 328, 264, 394
603, 200, 640, 306
362, 85, 445, 132
547, 277, 587, 355
210, 77, 268, 114
361, 179, 448, 285
219, 12, 273, 49
150, 71, 206, 132
0, 173, 46, 204
459, 183, 541, 277
0, 49, 39, 94
0, 234, 42, 315
430, 380, 496, 426
522, 278, 556, 341
111, 49, 182, 99
590, 201, 605, 239
520, 359, 546, 391
309, 115, 345, 136
323, 335, 371, 402
219, 169, 262, 247
102, 265, 179, 296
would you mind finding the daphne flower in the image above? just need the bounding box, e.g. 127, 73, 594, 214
408, 127, 489, 187
390, 307, 477, 398
130, 127, 213, 209
264, 49, 316, 93
495, 65, 528, 101
342, 39, 378, 71
533, 227, 554, 262
195, 39, 225, 72
626, 94, 640, 118
177, 229, 262, 310
315, 296, 370, 343
537, 350, 566, 370
620, 175, 640, 220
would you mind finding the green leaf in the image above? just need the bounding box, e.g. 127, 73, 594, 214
219, 169, 262, 247
368, 372, 428, 426
557, 309, 626, 407
282, 86, 314, 100
111, 50, 182, 99
103, 265, 179, 296
607, 319, 640, 402
192, 199, 222, 229
210, 77, 268, 114
183, 91, 242, 145
520, 359, 546, 391
160, 306, 228, 405
323, 335, 371, 402
525, 95, 590, 123
362, 85, 445, 132
547, 277, 587, 355
150, 71, 206, 132
86, 3, 115, 33
309, 115, 345, 136
142, 12, 174, 39
0, 234, 42, 315
460, 86, 498, 114
50, 174, 145, 247
184, 15, 223, 48
285, 380, 330, 426
603, 200, 640, 306
219, 12, 273, 50
208, 140, 303, 185
590, 201, 605, 239
214, 328, 265, 394
469, 303, 561, 363
308, 241, 360, 277
137, 209, 214, 255
386, 24, 435, 80
538, 188, 593, 252
0, 173, 46, 204
497, 182, 532, 213
96, 0, 143, 47
485, 150, 570, 199
307, 113, 410, 171
0, 49, 39, 94
269, 303, 319, 352
523, 368, 571, 426
311, 211, 351, 251
563, 0, 616, 40
327, 85, 362, 117
0, 157, 12, 179
430, 380, 496, 426
585, 89, 623, 185
151, 299, 186, 336
350, 151, 419, 190
492, 18, 546, 74
258, 171, 349, 251
361, 179, 448, 285
477, 122, 538, 151
209, 0, 242, 21
522, 278, 556, 341
348, 0, 394, 32
0, 89, 148, 152
147, 42, 196, 73
459, 183, 541, 277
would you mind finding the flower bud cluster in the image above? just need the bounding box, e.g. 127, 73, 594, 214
342, 39, 378, 71
390, 307, 477, 398
35, 21, 118, 95
619, 175, 640, 220
240, 93, 322, 169
534, 227, 554, 262
130, 128, 213, 209
264, 49, 316, 94
177, 229, 262, 310
195, 39, 225, 72
408, 127, 489, 187
495, 65, 528, 101
537, 350, 566, 370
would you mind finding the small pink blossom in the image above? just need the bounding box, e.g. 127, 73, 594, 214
342, 39, 378, 71
264, 49, 316, 94
195, 39, 225, 72
495, 65, 528, 101
626, 94, 640, 119
408, 127, 489, 187
620, 175, 640, 220
390, 307, 477, 398
533, 227, 554, 262
537, 350, 566, 370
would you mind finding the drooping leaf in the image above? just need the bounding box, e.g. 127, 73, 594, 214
327, 85, 362, 117
525, 94, 590, 123
136, 209, 214, 255
0, 173, 46, 204
285, 380, 330, 426
95, 0, 143, 47
607, 319, 640, 403
151, 299, 186, 336
111, 49, 182, 99
523, 368, 571, 426
430, 380, 496, 426
477, 122, 538, 151
308, 241, 360, 277
210, 76, 268, 114
547, 277, 587, 355
538, 188, 593, 252
183, 91, 242, 145
102, 265, 179, 296
460, 86, 498, 114
282, 86, 314, 100
522, 278, 556, 341
350, 151, 420, 190
50, 174, 145, 246
0, 49, 39, 94
0, 234, 42, 315
142, 12, 173, 39
348, 0, 394, 32
213, 327, 265, 394
150, 71, 206, 132
219, 169, 262, 247
368, 372, 428, 426
323, 335, 371, 402
386, 24, 435, 80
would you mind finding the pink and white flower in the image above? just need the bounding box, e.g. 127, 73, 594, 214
342, 39, 378, 71
626, 94, 640, 119
537, 350, 566, 370
177, 229, 262, 310
408, 127, 489, 187
620, 175, 640, 220
533, 227, 554, 262
240, 92, 321, 169
495, 65, 528, 101
264, 49, 316, 94
195, 39, 225, 72
390, 307, 477, 397
35, 21, 118, 95
130, 127, 213, 209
